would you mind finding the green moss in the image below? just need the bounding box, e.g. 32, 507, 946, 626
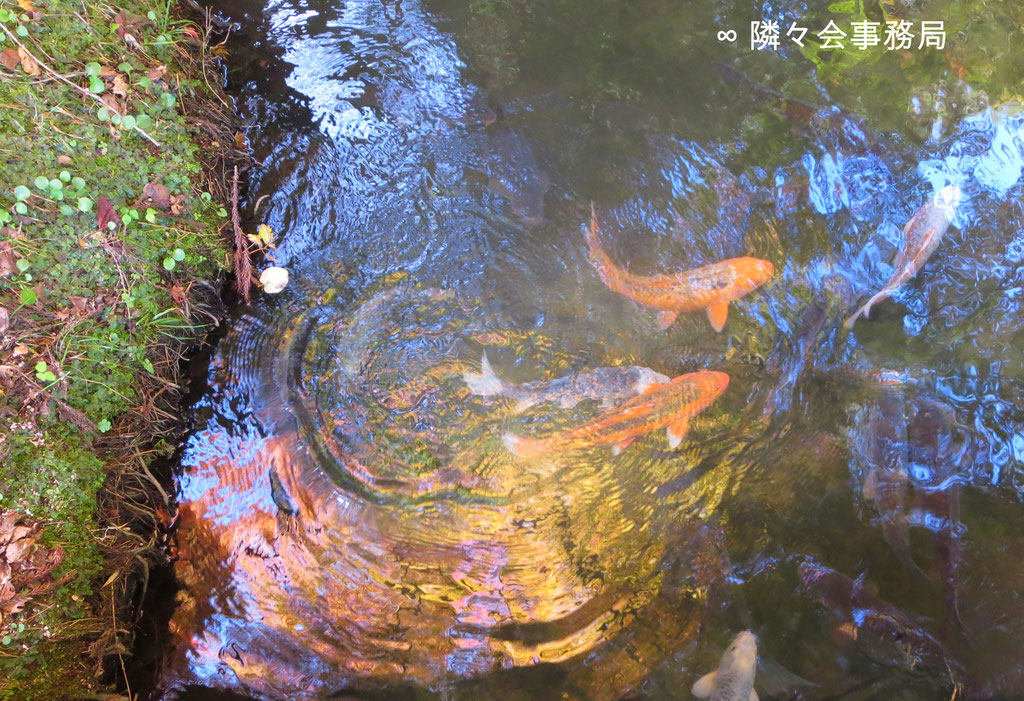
0, 0, 234, 694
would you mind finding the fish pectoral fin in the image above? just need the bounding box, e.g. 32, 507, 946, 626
611, 437, 637, 456
656, 310, 678, 329
666, 417, 690, 448
691, 670, 717, 697
601, 398, 615, 409
750, 690, 759, 701
707, 302, 729, 332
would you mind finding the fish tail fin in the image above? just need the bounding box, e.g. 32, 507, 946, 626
464, 352, 506, 396
844, 291, 887, 330
502, 432, 548, 458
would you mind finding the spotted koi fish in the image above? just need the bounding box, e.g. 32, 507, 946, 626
502, 370, 728, 457
464, 351, 669, 413
845, 185, 961, 329
692, 630, 758, 701
586, 204, 775, 331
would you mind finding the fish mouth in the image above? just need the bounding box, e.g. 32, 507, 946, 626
753, 258, 775, 284
705, 370, 730, 394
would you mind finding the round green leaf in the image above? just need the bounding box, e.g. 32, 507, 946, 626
147, 10, 156, 20
51, 189, 64, 201
59, 204, 75, 216
121, 114, 136, 130
97, 106, 110, 121
97, 418, 112, 433
77, 197, 94, 212
89, 76, 105, 94
49, 178, 62, 190
162, 257, 176, 270
117, 61, 132, 73
20, 287, 36, 305
160, 91, 176, 108
136, 76, 152, 89
15, 24, 27, 37
14, 202, 27, 214
33, 176, 48, 190
15, 259, 29, 272
110, 113, 122, 125
135, 113, 152, 130
59, 170, 71, 182
172, 248, 185, 261
85, 61, 101, 76
71, 176, 86, 190
13, 184, 30, 201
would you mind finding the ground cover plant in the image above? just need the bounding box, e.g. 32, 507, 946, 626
0, 0, 247, 695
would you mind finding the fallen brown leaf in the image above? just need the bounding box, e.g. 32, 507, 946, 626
112, 74, 129, 98
16, 0, 37, 13
17, 47, 40, 76
0, 48, 19, 72
147, 64, 166, 82
141, 181, 171, 211
169, 284, 186, 305
169, 193, 185, 216
96, 195, 118, 231
57, 154, 73, 165
68, 296, 89, 314
0, 239, 14, 277
113, 9, 127, 38
101, 93, 122, 116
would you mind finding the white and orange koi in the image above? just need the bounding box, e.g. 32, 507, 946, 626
845, 185, 961, 329
502, 370, 728, 457
586, 204, 774, 332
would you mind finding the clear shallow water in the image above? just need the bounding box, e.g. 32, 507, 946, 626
158, 0, 1024, 698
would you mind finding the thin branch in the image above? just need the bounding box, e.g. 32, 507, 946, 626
230, 165, 252, 302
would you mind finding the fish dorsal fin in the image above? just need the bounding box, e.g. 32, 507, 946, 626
612, 436, 636, 455
707, 302, 729, 332
657, 310, 678, 329
666, 417, 690, 448
691, 670, 717, 697
617, 404, 654, 419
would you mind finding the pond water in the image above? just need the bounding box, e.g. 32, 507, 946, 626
155, 0, 1024, 698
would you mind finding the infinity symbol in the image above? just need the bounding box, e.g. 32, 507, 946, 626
717, 30, 737, 42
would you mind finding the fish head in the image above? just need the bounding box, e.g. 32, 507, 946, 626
722, 630, 758, 671
699, 370, 731, 398
734, 257, 775, 292
933, 184, 961, 220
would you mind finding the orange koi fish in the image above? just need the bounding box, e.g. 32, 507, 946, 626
586, 204, 775, 331
845, 185, 960, 330
503, 370, 728, 457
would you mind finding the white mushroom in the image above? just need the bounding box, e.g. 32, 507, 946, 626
259, 266, 289, 294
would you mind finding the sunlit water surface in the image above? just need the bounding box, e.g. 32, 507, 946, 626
158, 0, 1024, 698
